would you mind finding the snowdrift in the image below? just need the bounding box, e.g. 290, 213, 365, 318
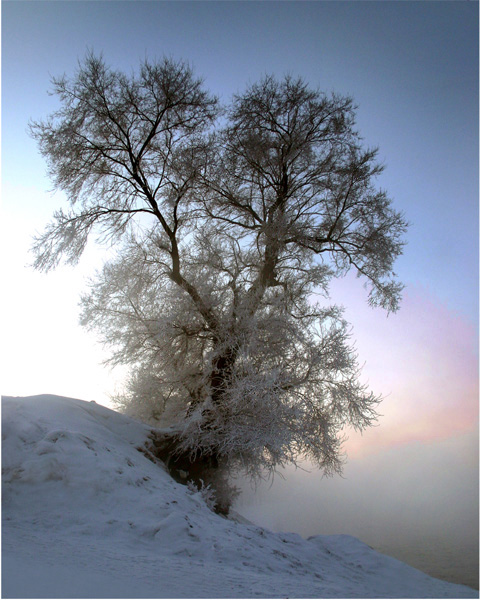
2, 395, 477, 599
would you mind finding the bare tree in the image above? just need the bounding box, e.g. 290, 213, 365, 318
30, 53, 408, 512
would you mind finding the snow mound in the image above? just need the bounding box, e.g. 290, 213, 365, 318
2, 395, 478, 599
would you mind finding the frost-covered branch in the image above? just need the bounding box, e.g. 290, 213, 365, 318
31, 55, 408, 505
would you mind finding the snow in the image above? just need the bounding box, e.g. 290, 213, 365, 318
2, 395, 477, 599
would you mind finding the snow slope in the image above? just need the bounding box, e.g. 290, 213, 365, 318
2, 395, 477, 599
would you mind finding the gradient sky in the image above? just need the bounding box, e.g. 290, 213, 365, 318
1, 0, 478, 573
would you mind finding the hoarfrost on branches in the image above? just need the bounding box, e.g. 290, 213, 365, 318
30, 52, 408, 505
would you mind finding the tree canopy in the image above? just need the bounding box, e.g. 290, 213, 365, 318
30, 52, 408, 507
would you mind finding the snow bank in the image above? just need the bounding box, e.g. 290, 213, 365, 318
2, 395, 477, 598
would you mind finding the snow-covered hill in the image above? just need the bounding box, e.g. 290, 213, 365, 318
2, 395, 477, 599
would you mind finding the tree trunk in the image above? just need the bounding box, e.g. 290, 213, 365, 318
210, 345, 237, 407
141, 430, 232, 514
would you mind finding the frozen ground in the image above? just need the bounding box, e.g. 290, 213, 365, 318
2, 395, 478, 599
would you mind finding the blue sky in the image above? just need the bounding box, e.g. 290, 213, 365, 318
3, 0, 478, 321
1, 0, 478, 573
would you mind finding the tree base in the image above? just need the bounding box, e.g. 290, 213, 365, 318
137, 430, 233, 515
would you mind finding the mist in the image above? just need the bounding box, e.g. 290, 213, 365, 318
234, 430, 479, 588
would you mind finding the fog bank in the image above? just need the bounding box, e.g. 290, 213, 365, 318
235, 430, 479, 588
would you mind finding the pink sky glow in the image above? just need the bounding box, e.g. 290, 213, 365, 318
333, 280, 479, 457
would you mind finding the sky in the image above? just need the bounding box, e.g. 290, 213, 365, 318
1, 0, 478, 581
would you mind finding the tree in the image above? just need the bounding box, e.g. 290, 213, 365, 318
30, 53, 408, 511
